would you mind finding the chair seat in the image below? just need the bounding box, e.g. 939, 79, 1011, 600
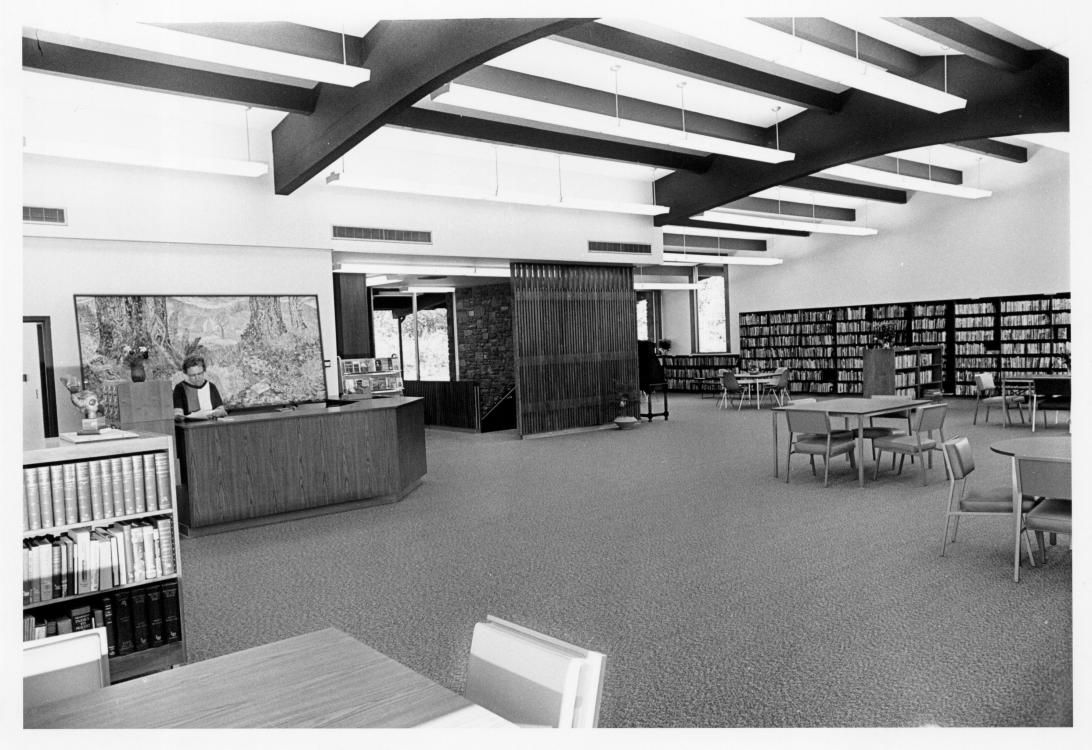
800, 430, 855, 440
872, 435, 937, 452
982, 394, 1025, 405
960, 489, 1038, 513
860, 426, 904, 439
793, 437, 856, 454
1024, 498, 1072, 533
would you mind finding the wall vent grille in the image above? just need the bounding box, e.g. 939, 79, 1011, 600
588, 241, 652, 255
23, 206, 66, 225
332, 225, 432, 244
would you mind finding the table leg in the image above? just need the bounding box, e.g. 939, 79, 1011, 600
857, 418, 866, 487
772, 409, 779, 477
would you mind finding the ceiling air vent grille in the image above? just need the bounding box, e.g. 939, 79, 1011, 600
588, 241, 652, 255
332, 225, 432, 244
23, 206, 66, 225
663, 233, 766, 253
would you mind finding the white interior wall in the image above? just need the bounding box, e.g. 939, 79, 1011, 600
23, 237, 337, 434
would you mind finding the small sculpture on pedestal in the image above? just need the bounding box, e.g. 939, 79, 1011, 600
60, 376, 106, 433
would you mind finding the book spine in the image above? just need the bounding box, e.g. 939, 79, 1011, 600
121, 523, 135, 583
70, 604, 93, 631
130, 524, 146, 583
25, 467, 43, 530
99, 459, 115, 519
22, 544, 32, 605
38, 539, 53, 602
75, 461, 93, 523
60, 536, 75, 597
37, 466, 57, 529
153, 453, 172, 509
121, 458, 137, 515
73, 529, 91, 594
27, 541, 40, 603
58, 537, 69, 598
110, 457, 126, 516
115, 593, 134, 655
131, 455, 147, 513
146, 585, 165, 648
62, 463, 78, 524
89, 459, 105, 520
143, 525, 159, 580
155, 518, 176, 576
51, 540, 62, 600
142, 454, 158, 509
131, 589, 149, 651
162, 581, 181, 642
101, 594, 117, 657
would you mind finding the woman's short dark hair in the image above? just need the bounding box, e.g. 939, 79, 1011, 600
181, 355, 207, 373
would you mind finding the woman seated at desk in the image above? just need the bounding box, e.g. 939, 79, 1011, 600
173, 355, 228, 421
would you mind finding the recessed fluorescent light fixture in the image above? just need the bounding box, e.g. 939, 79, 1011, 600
337, 263, 511, 278
820, 164, 992, 199
24, 18, 370, 87
697, 211, 878, 236
431, 84, 793, 163
364, 275, 396, 286
635, 281, 701, 290
622, 17, 964, 114
405, 286, 456, 294
328, 175, 668, 216
663, 253, 783, 266
23, 136, 268, 177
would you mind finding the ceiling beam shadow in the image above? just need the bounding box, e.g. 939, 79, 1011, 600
784, 176, 907, 204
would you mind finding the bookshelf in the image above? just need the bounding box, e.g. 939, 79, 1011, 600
338, 356, 404, 397
660, 353, 740, 392
739, 292, 1070, 396
863, 345, 944, 398
22, 434, 185, 683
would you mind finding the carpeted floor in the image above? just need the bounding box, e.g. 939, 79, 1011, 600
178, 395, 1072, 727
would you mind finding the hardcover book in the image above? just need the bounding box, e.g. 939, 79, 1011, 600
121, 457, 137, 515
153, 453, 172, 509
61, 463, 78, 524
39, 466, 61, 529
146, 585, 165, 647
98, 459, 116, 520
114, 593, 134, 654
142, 454, 158, 509
70, 603, 93, 631
75, 461, 93, 523
131, 455, 147, 513
51, 541, 62, 600
162, 581, 181, 642
155, 518, 176, 576
89, 459, 105, 520
109, 457, 126, 516
24, 467, 42, 530
48, 465, 65, 525
101, 594, 117, 657
131, 589, 149, 651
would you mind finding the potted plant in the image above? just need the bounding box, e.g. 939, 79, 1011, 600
121, 345, 151, 382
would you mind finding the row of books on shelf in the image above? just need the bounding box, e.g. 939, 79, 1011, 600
999, 356, 1069, 370
23, 581, 181, 657
1000, 328, 1055, 341
1001, 314, 1053, 326
23, 453, 172, 532
912, 305, 946, 316
1000, 298, 1069, 312
23, 517, 177, 604
895, 373, 939, 388
954, 316, 994, 328
911, 332, 946, 343
1002, 342, 1068, 354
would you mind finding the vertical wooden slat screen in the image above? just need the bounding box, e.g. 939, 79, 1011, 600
511, 262, 638, 436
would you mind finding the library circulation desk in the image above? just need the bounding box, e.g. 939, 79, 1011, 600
174, 396, 426, 536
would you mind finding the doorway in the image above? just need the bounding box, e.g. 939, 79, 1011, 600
23, 316, 59, 442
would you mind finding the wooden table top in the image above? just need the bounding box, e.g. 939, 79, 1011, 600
989, 436, 1071, 460
24, 628, 514, 729
774, 397, 930, 416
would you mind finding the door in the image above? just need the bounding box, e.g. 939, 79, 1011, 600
23, 321, 46, 445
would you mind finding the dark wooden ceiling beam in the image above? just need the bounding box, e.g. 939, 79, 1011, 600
151, 21, 366, 67
753, 18, 925, 78
948, 137, 1028, 162
723, 196, 856, 221
784, 176, 907, 204
886, 18, 1033, 72
22, 38, 317, 114
271, 18, 591, 195
670, 218, 810, 237
654, 51, 1067, 223
555, 24, 841, 112
390, 108, 713, 172
454, 66, 769, 145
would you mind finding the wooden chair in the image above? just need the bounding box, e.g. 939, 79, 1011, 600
23, 627, 110, 709
465, 615, 606, 728
972, 373, 1024, 425
1016, 456, 1071, 581
1030, 378, 1071, 432
939, 437, 1039, 569
784, 409, 857, 487
872, 403, 947, 485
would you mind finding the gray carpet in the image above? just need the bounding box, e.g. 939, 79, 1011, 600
178, 395, 1072, 727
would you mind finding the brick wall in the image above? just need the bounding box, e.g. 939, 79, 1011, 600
456, 282, 514, 416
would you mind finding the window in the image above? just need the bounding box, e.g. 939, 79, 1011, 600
636, 298, 649, 340
696, 275, 726, 352
372, 292, 452, 381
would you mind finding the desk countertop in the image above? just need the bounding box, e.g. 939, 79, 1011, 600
175, 395, 422, 429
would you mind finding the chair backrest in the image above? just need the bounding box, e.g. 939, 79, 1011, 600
775, 370, 791, 387
940, 436, 975, 481
913, 403, 948, 433
23, 627, 110, 709
719, 370, 740, 390
785, 408, 830, 436
1016, 457, 1072, 501
974, 373, 995, 392
466, 616, 606, 728
1034, 377, 1071, 399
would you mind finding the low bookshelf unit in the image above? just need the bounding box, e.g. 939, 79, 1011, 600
22, 433, 185, 683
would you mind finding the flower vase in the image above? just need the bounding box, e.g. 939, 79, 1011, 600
130, 363, 147, 382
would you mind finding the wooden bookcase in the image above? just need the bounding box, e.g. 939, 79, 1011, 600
22, 434, 186, 683
739, 292, 1070, 396
863, 346, 944, 397
660, 353, 740, 392
100, 380, 175, 439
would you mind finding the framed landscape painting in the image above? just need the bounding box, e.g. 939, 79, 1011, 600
75, 295, 327, 410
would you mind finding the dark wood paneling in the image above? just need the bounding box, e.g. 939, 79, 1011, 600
511, 263, 639, 436
174, 400, 425, 532
333, 273, 373, 358
402, 381, 480, 430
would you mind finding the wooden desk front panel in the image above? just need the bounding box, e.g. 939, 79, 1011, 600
177, 400, 426, 528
